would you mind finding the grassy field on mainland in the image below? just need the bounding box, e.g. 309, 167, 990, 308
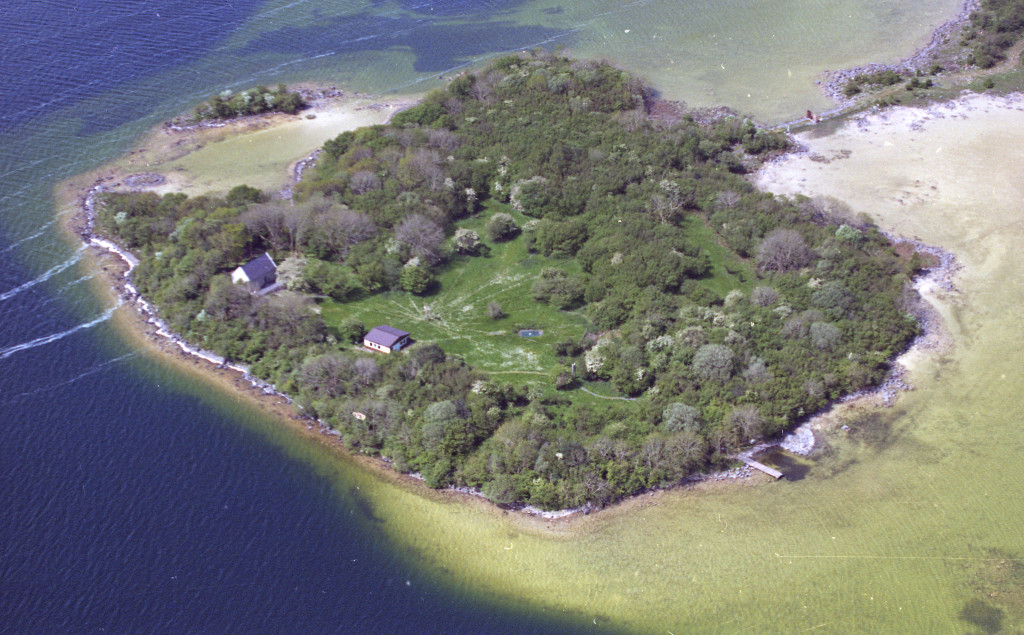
319, 202, 592, 386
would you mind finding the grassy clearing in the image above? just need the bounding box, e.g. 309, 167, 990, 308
685, 216, 755, 296
321, 203, 592, 384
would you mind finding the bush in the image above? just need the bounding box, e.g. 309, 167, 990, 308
486, 212, 518, 241
751, 286, 778, 307
531, 268, 584, 309
453, 228, 482, 255
811, 281, 853, 318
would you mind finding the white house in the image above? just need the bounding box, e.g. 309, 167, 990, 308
363, 325, 410, 353
231, 253, 277, 293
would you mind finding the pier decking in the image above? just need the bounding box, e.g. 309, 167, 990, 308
740, 457, 783, 479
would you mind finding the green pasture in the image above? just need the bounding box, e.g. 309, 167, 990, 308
320, 204, 591, 383
684, 216, 757, 296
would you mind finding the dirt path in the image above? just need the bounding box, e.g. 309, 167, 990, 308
578, 386, 637, 401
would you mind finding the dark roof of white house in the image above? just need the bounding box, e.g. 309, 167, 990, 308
364, 325, 409, 348
239, 253, 276, 280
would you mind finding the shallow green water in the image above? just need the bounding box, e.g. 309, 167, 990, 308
158, 0, 964, 124
540, 0, 964, 121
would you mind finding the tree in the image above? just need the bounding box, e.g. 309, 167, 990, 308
756, 228, 813, 272
485, 212, 518, 241
241, 203, 290, 251
226, 184, 265, 207
482, 474, 520, 505
316, 207, 376, 257
810, 321, 842, 350
663, 403, 701, 433
338, 317, 365, 344
531, 268, 584, 309
204, 274, 253, 321
726, 405, 764, 443
692, 344, 734, 382
395, 214, 445, 264
486, 301, 504, 319
352, 358, 379, 385
350, 170, 381, 194
421, 400, 463, 453
534, 219, 588, 257
303, 259, 362, 301
300, 354, 350, 398
400, 258, 432, 294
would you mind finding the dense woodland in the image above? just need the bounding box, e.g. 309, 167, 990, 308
98, 55, 924, 509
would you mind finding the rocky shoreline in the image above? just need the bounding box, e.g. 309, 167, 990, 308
819, 0, 979, 108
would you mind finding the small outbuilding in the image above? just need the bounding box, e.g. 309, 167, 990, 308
363, 325, 410, 354
231, 253, 277, 293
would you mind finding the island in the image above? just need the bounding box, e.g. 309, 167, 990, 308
68, 0, 1024, 513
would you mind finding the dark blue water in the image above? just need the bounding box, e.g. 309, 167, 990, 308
0, 2, 588, 632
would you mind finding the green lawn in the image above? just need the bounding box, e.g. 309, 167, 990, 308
684, 216, 756, 296
320, 203, 591, 383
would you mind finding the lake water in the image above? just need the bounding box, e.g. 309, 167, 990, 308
2, 0, 1015, 632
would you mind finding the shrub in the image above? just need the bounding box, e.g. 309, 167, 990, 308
724, 289, 745, 308
751, 286, 778, 307
554, 372, 576, 390
485, 212, 518, 241
226, 184, 265, 207
453, 228, 481, 255
743, 357, 772, 383
835, 224, 864, 244
811, 281, 853, 318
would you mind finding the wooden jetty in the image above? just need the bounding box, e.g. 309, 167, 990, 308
740, 457, 783, 479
